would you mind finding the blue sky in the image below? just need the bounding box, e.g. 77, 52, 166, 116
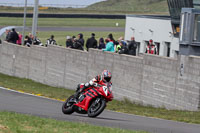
0, 0, 105, 7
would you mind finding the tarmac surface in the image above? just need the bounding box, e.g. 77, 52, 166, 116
0, 87, 200, 133
0, 26, 125, 32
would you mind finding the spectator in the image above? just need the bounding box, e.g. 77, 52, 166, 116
116, 41, 122, 53
5, 29, 11, 42
118, 36, 127, 47
46, 35, 57, 47
71, 36, 76, 46
27, 33, 34, 45
66, 36, 73, 48
108, 33, 118, 51
33, 36, 42, 46
29, 33, 34, 41
103, 38, 115, 52
16, 32, 22, 45
86, 33, 97, 51
108, 33, 115, 43
72, 38, 84, 51
9, 28, 19, 44
98, 38, 106, 49
77, 33, 84, 47
145, 39, 157, 55
105, 38, 109, 43
128, 37, 137, 56
116, 41, 128, 54
24, 35, 32, 47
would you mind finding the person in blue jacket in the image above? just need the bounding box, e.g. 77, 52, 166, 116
102, 38, 115, 52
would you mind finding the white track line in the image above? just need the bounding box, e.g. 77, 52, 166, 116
0, 86, 63, 102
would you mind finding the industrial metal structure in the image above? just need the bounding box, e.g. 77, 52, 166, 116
125, 0, 200, 57
167, 0, 193, 37
179, 8, 200, 56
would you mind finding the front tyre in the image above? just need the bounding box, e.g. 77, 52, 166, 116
62, 95, 75, 114
88, 98, 106, 118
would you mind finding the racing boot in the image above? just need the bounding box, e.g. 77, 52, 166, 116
73, 86, 86, 102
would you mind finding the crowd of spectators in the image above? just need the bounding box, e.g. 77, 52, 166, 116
4, 28, 162, 56
5, 28, 43, 47
65, 33, 138, 56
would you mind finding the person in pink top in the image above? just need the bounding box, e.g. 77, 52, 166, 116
16, 32, 22, 45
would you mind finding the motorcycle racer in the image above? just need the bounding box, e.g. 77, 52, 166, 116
74, 70, 112, 100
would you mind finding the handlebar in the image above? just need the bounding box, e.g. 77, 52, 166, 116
93, 83, 102, 87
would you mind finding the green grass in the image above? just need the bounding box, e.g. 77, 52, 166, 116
0, 0, 169, 15
88, 0, 169, 14
0, 6, 127, 14
0, 17, 125, 28
0, 17, 125, 47
0, 73, 74, 101
0, 111, 146, 133
0, 73, 200, 124
107, 99, 200, 124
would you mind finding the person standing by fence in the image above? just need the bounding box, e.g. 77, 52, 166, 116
128, 37, 137, 56
46, 35, 57, 47
98, 38, 106, 50
86, 33, 97, 51
145, 39, 157, 55
8, 28, 19, 44
16, 32, 22, 45
103, 38, 115, 53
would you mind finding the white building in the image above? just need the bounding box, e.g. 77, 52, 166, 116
125, 15, 179, 58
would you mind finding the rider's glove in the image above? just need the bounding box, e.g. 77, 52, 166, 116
93, 83, 98, 87
89, 80, 94, 86
84, 80, 93, 88
84, 80, 98, 89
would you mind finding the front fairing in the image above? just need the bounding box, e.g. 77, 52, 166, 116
74, 82, 113, 111
99, 82, 113, 101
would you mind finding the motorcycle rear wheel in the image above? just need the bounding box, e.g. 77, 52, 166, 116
62, 95, 75, 114
88, 98, 106, 118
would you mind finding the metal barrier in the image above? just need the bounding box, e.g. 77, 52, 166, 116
0, 13, 126, 19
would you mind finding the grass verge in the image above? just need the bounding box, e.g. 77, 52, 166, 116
0, 73, 200, 124
0, 5, 169, 15
0, 111, 146, 133
88, 0, 169, 14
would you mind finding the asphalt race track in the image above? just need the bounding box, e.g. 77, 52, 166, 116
0, 26, 125, 32
0, 87, 200, 133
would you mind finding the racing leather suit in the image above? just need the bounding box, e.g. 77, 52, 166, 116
74, 75, 102, 99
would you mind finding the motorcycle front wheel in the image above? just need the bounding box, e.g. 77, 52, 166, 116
88, 98, 106, 118
62, 95, 75, 114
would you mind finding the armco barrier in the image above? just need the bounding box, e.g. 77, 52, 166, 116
0, 13, 126, 19
0, 42, 199, 111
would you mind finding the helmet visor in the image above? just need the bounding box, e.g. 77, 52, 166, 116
104, 77, 111, 82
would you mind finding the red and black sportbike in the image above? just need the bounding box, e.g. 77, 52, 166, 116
62, 82, 113, 117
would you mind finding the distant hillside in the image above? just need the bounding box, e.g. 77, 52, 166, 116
87, 0, 169, 14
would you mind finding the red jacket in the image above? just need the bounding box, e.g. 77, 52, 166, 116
146, 45, 157, 54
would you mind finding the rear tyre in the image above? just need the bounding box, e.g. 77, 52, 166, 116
88, 98, 106, 118
62, 95, 75, 114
